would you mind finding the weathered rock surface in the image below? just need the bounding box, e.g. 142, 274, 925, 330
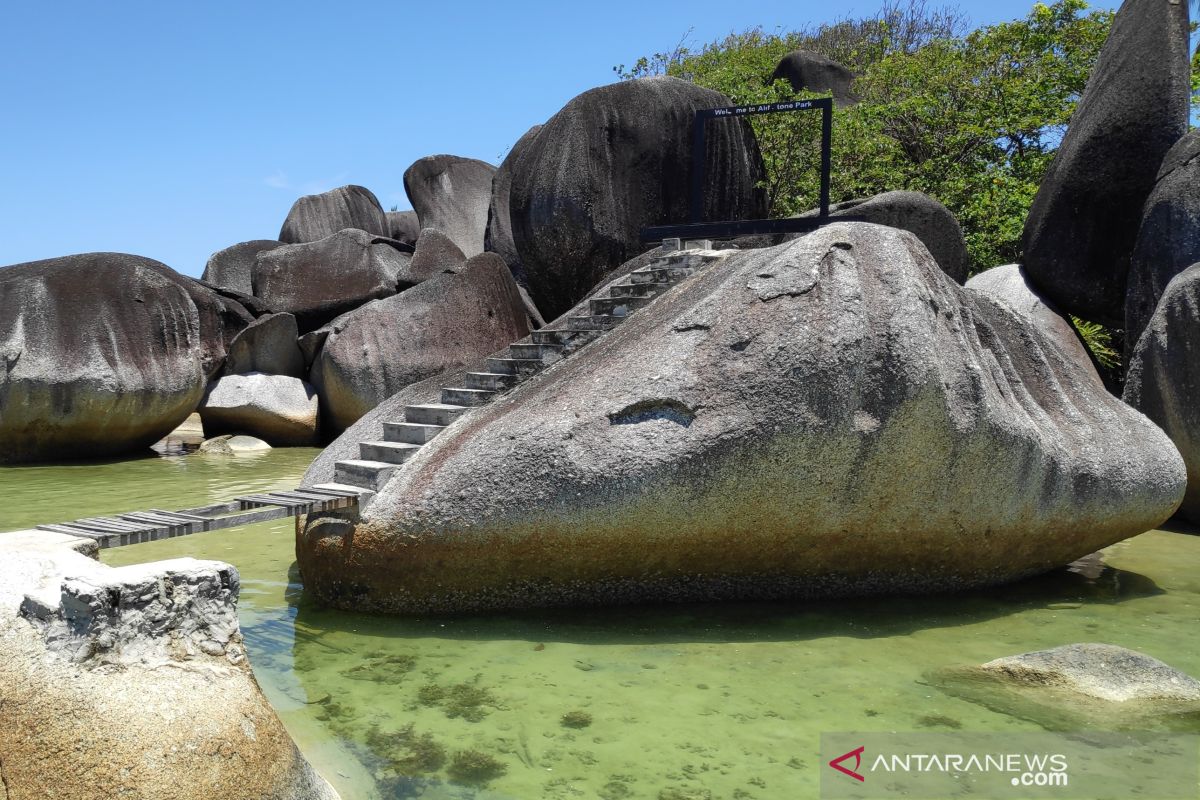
199, 434, 272, 454
1022, 0, 1190, 326
386, 209, 421, 246
966, 264, 1100, 384
199, 372, 319, 446
223, 312, 305, 378
252, 228, 412, 331
510, 76, 766, 318
0, 530, 338, 799
1125, 129, 1200, 359
201, 239, 286, 296
799, 190, 969, 282
486, 124, 543, 281
981, 643, 1200, 703
312, 253, 530, 433
403, 155, 496, 258
298, 223, 1184, 613
1124, 263, 1200, 524
408, 227, 467, 283
0, 253, 214, 464
278, 185, 388, 244
771, 50, 857, 104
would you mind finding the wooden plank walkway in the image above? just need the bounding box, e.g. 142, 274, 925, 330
33, 486, 363, 549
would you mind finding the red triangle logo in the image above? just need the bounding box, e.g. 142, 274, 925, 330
829, 746, 866, 782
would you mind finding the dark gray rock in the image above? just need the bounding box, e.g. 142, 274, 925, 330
0, 254, 210, 463
194, 279, 276, 318
251, 228, 412, 332
199, 372, 318, 446
1125, 129, 1200, 360
1124, 263, 1200, 524
311, 252, 530, 433
201, 240, 286, 296
485, 124, 543, 282
1022, 0, 1190, 326
771, 50, 857, 105
297, 328, 329, 371
403, 156, 496, 258
298, 223, 1184, 613
510, 76, 767, 319
408, 227, 466, 283
223, 313, 305, 379
799, 190, 969, 282
980, 643, 1200, 703
278, 185, 389, 244
385, 210, 420, 246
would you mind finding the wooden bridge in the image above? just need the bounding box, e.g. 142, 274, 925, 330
32, 485, 365, 549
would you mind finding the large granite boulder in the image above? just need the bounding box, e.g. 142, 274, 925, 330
199, 372, 319, 446
201, 239, 286, 296
1124, 263, 1200, 524
485, 124, 543, 281
403, 155, 496, 258
252, 228, 413, 332
510, 76, 767, 319
408, 227, 467, 283
223, 312, 305, 378
0, 254, 213, 464
298, 223, 1184, 613
278, 184, 388, 244
966, 264, 1100, 383
800, 190, 969, 282
311, 253, 530, 433
1125, 129, 1200, 359
771, 50, 857, 104
0, 530, 338, 799
386, 210, 421, 246
1021, 0, 1190, 326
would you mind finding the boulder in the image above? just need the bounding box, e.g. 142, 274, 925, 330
966, 264, 1100, 384
297, 223, 1184, 613
1021, 0, 1190, 326
403, 155, 496, 257
980, 644, 1200, 703
771, 50, 857, 104
278, 184, 388, 244
800, 190, 969, 282
198, 373, 319, 446
408, 227, 467, 283
198, 434, 272, 454
252, 228, 412, 332
386, 210, 421, 246
311, 253, 530, 433
0, 530, 338, 799
1125, 129, 1200, 359
1124, 263, 1200, 524
201, 240, 286, 296
223, 312, 305, 379
0, 253, 213, 464
510, 76, 766, 319
485, 124, 543, 281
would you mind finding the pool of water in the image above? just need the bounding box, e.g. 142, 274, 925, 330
3, 451, 1199, 799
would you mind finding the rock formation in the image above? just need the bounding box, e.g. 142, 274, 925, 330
1021, 0, 1190, 326
223, 312, 306, 378
386, 209, 421, 246
771, 50, 857, 104
278, 185, 389, 244
509, 76, 766, 318
980, 643, 1200, 703
202, 239, 286, 296
298, 223, 1184, 613
408, 227, 467, 283
403, 155, 496, 257
485, 124, 543, 281
199, 372, 319, 446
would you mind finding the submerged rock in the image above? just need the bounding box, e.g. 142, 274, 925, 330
199, 434, 273, 454
199, 373, 319, 446
298, 223, 1184, 613
403, 155, 496, 257
981, 643, 1200, 703
279, 184, 388, 244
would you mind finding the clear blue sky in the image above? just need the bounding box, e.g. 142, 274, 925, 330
0, 0, 1117, 278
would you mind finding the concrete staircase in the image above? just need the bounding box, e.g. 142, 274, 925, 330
316, 242, 724, 501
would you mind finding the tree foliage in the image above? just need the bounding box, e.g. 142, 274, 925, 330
616, 0, 1114, 275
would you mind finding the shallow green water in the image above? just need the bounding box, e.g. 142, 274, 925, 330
3, 452, 1199, 799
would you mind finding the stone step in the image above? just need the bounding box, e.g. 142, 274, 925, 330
568, 314, 623, 331
487, 357, 546, 377
609, 282, 668, 299
383, 421, 445, 444
629, 265, 694, 284
441, 387, 496, 406
590, 295, 651, 317
509, 342, 564, 361
405, 403, 468, 426
359, 440, 423, 465
530, 328, 603, 349
464, 371, 518, 391
333, 460, 397, 491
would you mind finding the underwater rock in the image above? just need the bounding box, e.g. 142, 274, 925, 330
981, 643, 1200, 702
198, 433, 272, 454
298, 222, 1184, 613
